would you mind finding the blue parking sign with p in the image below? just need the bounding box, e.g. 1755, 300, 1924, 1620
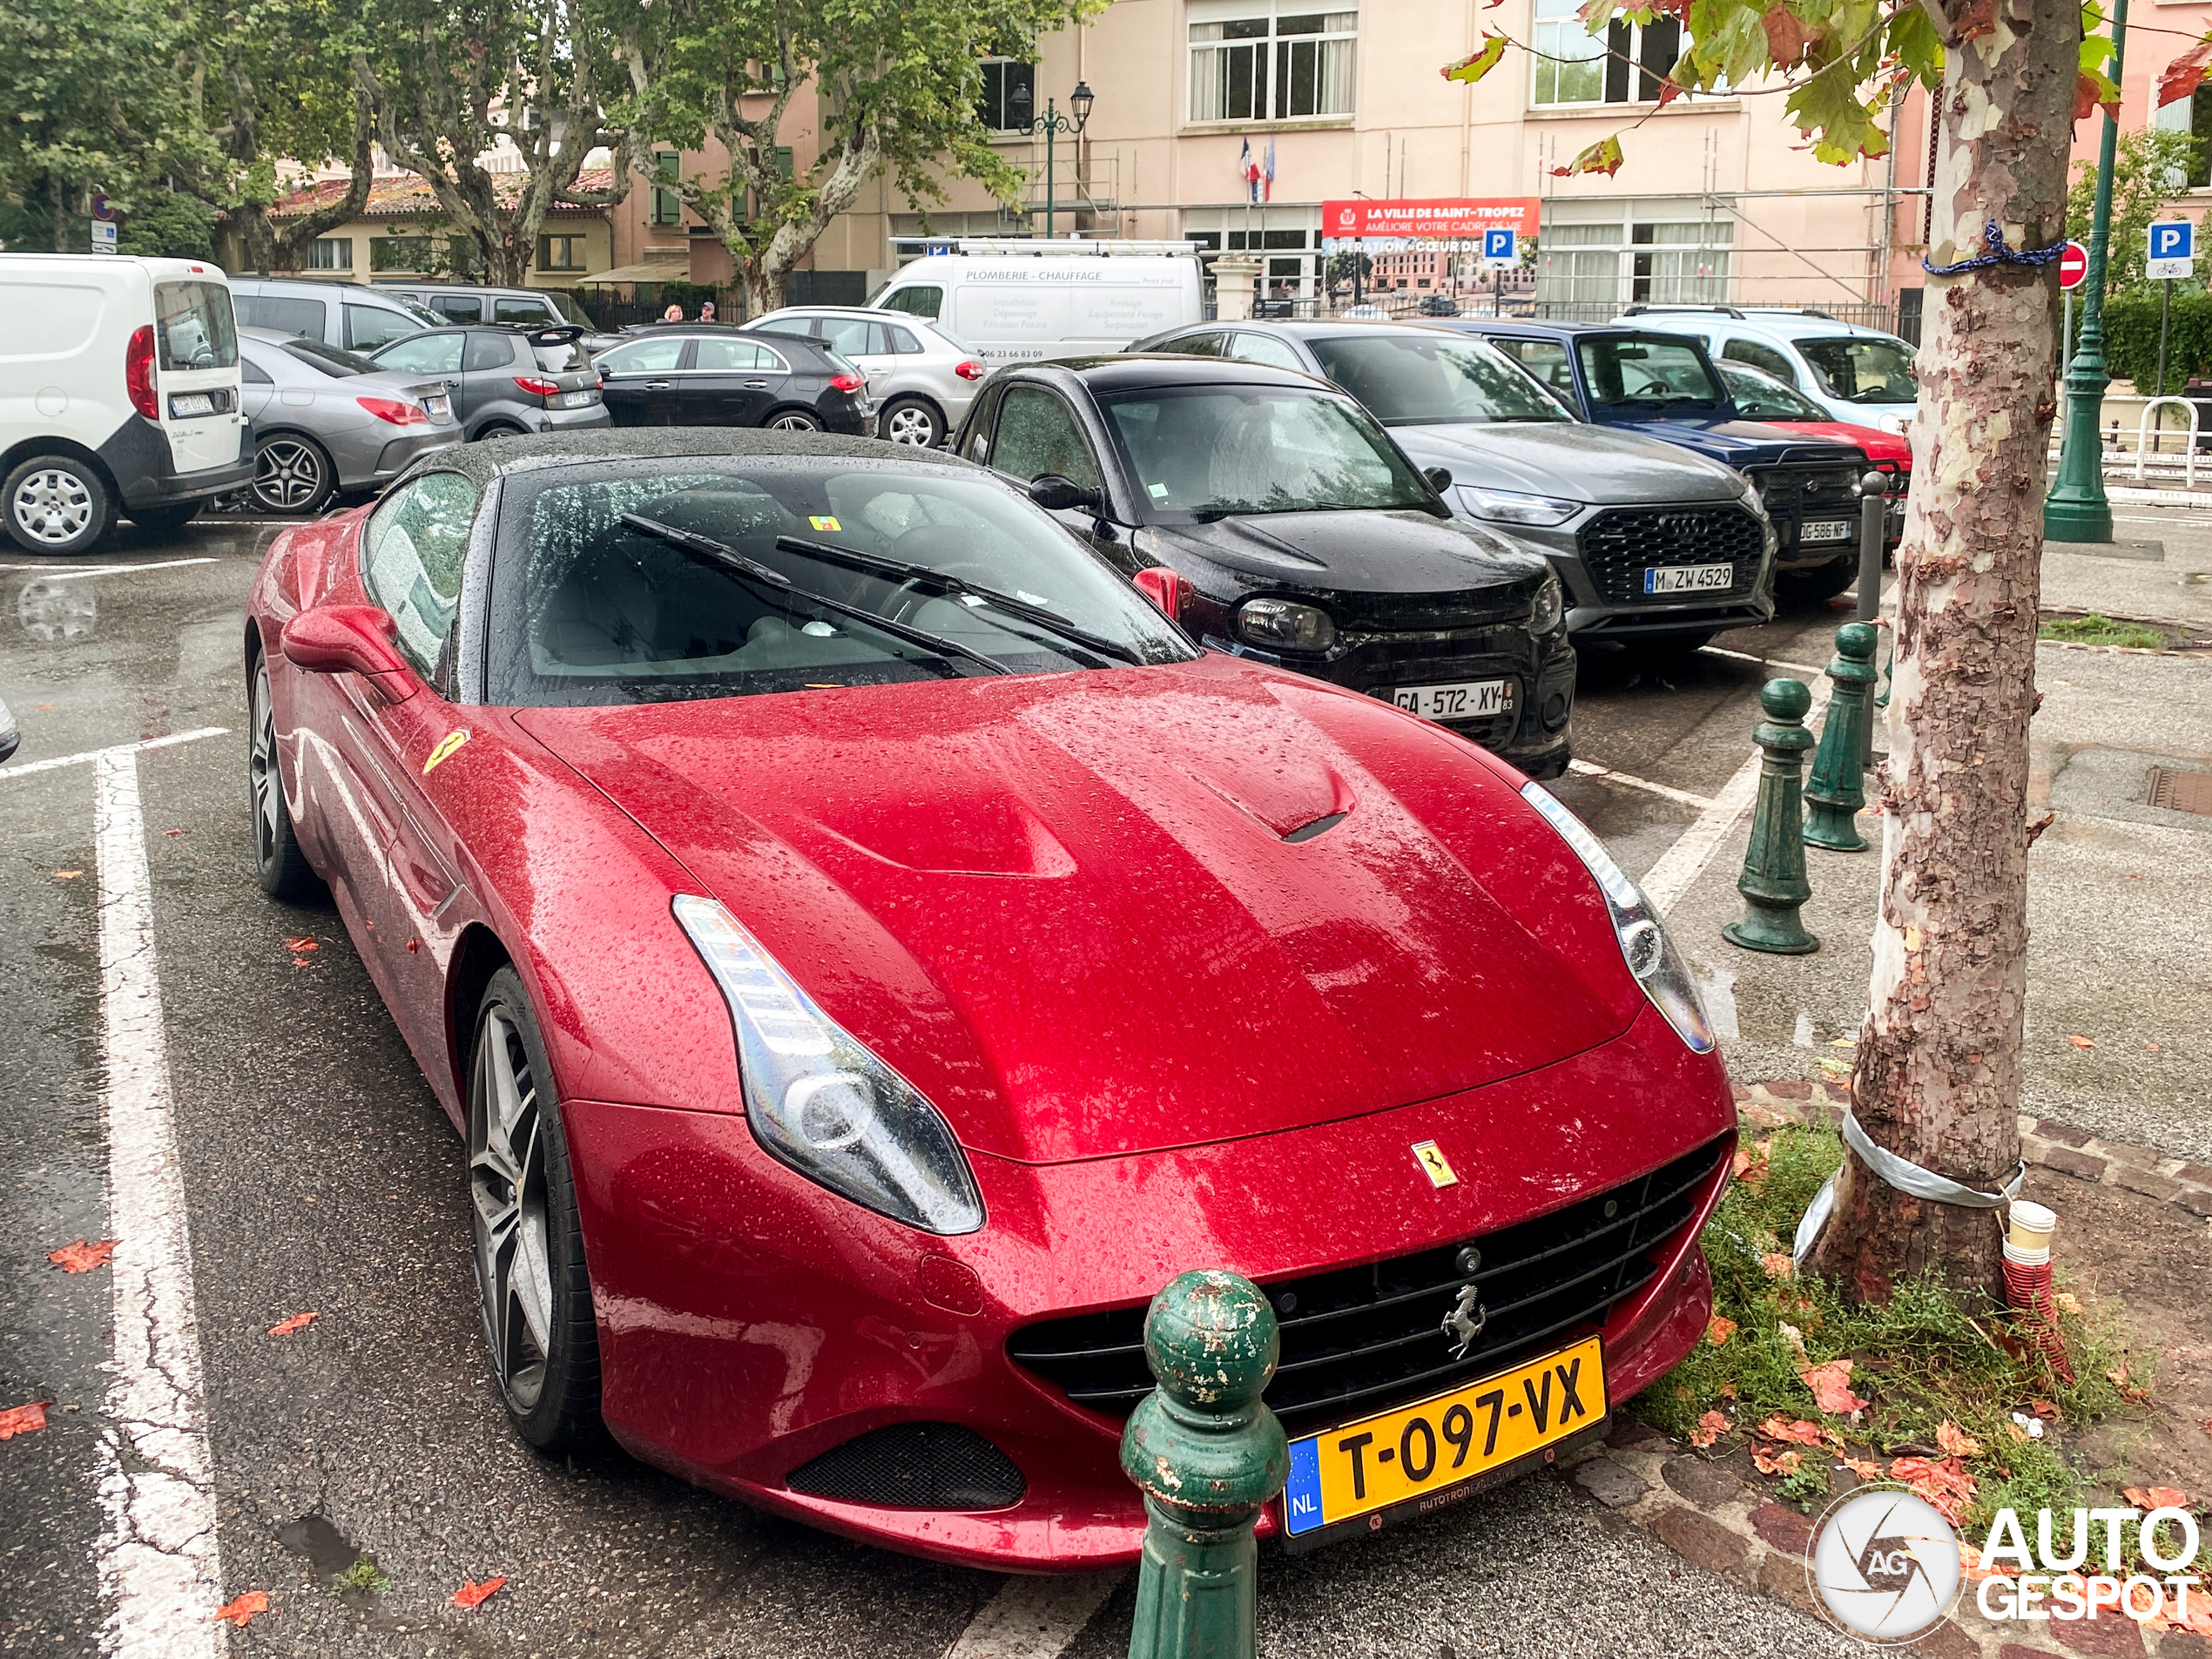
2151, 221, 2194, 262
1482, 228, 1517, 263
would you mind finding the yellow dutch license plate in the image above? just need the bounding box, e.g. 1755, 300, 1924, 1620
1280, 1336, 1605, 1540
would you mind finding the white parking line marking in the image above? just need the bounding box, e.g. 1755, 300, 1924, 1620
943, 1572, 1125, 1659
1640, 675, 1834, 914
0, 557, 219, 578
1698, 644, 1830, 677
1566, 758, 1716, 811
88, 746, 227, 1657
0, 728, 230, 782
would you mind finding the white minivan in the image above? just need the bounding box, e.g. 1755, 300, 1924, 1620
869, 239, 1204, 365
2, 254, 253, 554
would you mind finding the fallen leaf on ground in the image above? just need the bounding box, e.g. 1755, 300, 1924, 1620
1717, 1382, 1738, 1399
286, 937, 319, 953
47, 1238, 118, 1273
0, 1401, 52, 1440
291, 956, 314, 968
1689, 1410, 1730, 1448
1752, 1444, 1805, 1476
1936, 1421, 1982, 1458
2124, 1485, 2188, 1510
54, 871, 81, 880
2067, 1035, 2097, 1050
2030, 1398, 2061, 1419
1757, 1416, 1829, 1447
2055, 1292, 2082, 1316
212, 1592, 269, 1628
162, 828, 184, 836
1801, 1359, 1869, 1415
1706, 1316, 1737, 1347
1841, 1456, 1884, 1480
2107, 1366, 2153, 1403
1891, 1455, 1976, 1523
267, 1312, 318, 1337
452, 1577, 506, 1609
1762, 1253, 1795, 1280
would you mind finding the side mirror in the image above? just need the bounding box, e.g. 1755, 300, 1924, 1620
1422, 466, 1453, 494
0, 694, 19, 765
1028, 473, 1105, 515
1131, 565, 1188, 620
280, 605, 417, 699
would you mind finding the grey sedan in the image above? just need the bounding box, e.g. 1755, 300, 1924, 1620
1130, 319, 1778, 651
747, 307, 987, 447
238, 329, 463, 515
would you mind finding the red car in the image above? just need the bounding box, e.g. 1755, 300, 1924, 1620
1716, 360, 1909, 545
245, 431, 1734, 1568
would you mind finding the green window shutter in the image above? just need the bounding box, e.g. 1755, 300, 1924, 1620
651, 152, 682, 226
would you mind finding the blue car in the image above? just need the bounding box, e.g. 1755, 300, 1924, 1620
1439, 320, 1871, 600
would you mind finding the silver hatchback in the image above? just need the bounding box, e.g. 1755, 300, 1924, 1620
745, 307, 987, 447
237, 329, 463, 514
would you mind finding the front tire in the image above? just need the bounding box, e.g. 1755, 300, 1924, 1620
878, 396, 943, 448
252, 435, 336, 516
249, 657, 321, 900
468, 968, 602, 1453
765, 408, 823, 432
1777, 557, 1858, 603
5, 455, 112, 555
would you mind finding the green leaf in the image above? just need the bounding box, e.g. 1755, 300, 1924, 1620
1553, 134, 1627, 178
1442, 33, 1510, 85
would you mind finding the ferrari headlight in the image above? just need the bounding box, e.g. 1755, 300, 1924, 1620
1459, 486, 1580, 527
673, 894, 984, 1234
1527, 570, 1564, 636
1518, 784, 1715, 1055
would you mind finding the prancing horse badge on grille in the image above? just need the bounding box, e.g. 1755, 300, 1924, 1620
1441, 1285, 1487, 1359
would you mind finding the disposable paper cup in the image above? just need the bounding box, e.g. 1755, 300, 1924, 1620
2007, 1200, 2057, 1253
2003, 1238, 2052, 1267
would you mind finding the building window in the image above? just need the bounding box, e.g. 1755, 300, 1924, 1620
979, 59, 1035, 132
1534, 211, 1731, 309
369, 236, 430, 273
1189, 2, 1356, 123
2154, 88, 2212, 189
651, 152, 683, 226
1531, 0, 1679, 105
538, 233, 587, 272
305, 236, 353, 272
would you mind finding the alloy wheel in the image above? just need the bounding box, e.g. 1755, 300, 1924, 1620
250, 664, 280, 868
10, 468, 95, 546
768, 411, 822, 431
253, 439, 327, 512
470, 1008, 554, 1412
881, 403, 940, 446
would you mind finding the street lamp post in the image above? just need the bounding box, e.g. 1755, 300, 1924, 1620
2044, 0, 2130, 543
1008, 79, 1094, 239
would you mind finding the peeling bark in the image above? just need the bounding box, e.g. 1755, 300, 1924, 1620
1807, 0, 2077, 1303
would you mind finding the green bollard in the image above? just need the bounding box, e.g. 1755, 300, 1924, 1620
1723, 678, 1820, 954
1122, 1270, 1289, 1659
1803, 623, 1880, 852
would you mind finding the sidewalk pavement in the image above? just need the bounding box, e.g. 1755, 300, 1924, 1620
2043, 520, 2212, 632
1669, 639, 2212, 1166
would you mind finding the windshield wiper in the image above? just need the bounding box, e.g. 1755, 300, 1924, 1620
619, 514, 1010, 678
773, 534, 1143, 665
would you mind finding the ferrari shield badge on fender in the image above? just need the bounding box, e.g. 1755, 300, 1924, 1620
1411, 1140, 1458, 1189
422, 729, 469, 776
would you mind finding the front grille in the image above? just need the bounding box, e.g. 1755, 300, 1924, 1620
1579, 507, 1765, 604
1750, 463, 1865, 534
1008, 1136, 1729, 1432
784, 1422, 1026, 1510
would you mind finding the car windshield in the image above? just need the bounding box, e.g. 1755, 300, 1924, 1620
1795, 336, 1918, 404
1096, 387, 1433, 520
1717, 363, 1826, 421
1309, 334, 1569, 426
396, 296, 443, 325
279, 338, 379, 378
488, 457, 1197, 706
1576, 335, 1726, 415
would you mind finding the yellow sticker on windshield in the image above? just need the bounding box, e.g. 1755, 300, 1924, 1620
422, 729, 469, 776
809, 515, 842, 532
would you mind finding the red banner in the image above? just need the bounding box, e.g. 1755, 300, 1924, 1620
1319, 198, 1541, 239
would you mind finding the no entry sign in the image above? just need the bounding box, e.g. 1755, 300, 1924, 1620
2059, 240, 2088, 290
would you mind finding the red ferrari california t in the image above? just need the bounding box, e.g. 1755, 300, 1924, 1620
245, 430, 1734, 1567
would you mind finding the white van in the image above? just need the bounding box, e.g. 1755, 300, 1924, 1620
870, 239, 1204, 365
2, 254, 253, 554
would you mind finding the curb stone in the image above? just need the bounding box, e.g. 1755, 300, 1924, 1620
1549, 1085, 2212, 1657
1731, 1082, 2212, 1233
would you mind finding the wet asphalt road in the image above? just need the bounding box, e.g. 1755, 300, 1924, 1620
0, 516, 1872, 1659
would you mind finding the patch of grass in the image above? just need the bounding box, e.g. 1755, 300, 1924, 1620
1637, 1125, 2192, 1561
2039, 613, 2168, 650
329, 1555, 392, 1598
